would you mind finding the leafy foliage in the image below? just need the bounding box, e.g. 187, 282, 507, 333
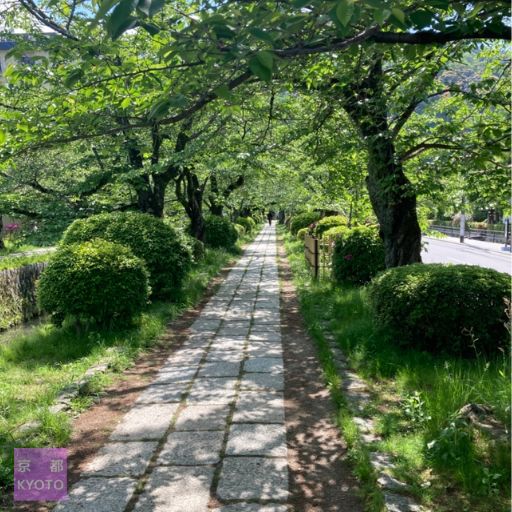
38, 240, 149, 326
236, 216, 256, 234
203, 215, 238, 249
61, 212, 191, 298
368, 264, 511, 357
314, 215, 348, 238
323, 225, 349, 242
296, 227, 308, 241
290, 212, 321, 235
234, 223, 246, 237
332, 226, 385, 285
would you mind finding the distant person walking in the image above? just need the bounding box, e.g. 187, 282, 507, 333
267, 211, 273, 226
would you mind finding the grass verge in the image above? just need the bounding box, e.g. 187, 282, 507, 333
0, 243, 243, 499
0, 253, 52, 271
281, 228, 511, 512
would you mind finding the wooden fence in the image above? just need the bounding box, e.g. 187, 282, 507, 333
304, 234, 335, 278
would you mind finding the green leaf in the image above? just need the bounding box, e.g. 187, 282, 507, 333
147, 0, 165, 16
409, 10, 434, 28
213, 24, 236, 39
365, 0, 384, 8
213, 85, 233, 100
95, 0, 118, 21
248, 27, 274, 44
105, 0, 137, 39
291, 0, 310, 7
0, 130, 6, 144
168, 94, 188, 108
373, 8, 390, 24
139, 21, 160, 35
391, 7, 405, 24
120, 97, 131, 109
64, 68, 84, 88
249, 57, 272, 82
256, 50, 274, 70
148, 99, 171, 120
136, 0, 151, 16
335, 0, 354, 27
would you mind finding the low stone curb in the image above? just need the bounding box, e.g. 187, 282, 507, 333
322, 330, 428, 512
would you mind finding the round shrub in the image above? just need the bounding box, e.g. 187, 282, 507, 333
297, 227, 308, 241
236, 217, 256, 234
314, 215, 348, 238
323, 225, 349, 242
290, 212, 321, 235
203, 215, 238, 249
38, 240, 149, 326
332, 226, 385, 285
368, 264, 511, 357
61, 212, 191, 299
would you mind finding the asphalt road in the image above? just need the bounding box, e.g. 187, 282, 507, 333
421, 236, 512, 275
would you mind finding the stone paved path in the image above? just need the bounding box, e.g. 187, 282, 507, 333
56, 225, 289, 512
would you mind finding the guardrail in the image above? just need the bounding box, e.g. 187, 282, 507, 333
430, 225, 508, 244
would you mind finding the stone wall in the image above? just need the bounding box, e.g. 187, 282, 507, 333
0, 262, 47, 330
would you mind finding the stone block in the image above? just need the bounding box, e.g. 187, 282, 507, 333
157, 430, 225, 465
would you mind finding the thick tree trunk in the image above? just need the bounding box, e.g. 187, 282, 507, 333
343, 56, 422, 267
189, 202, 205, 240
366, 141, 422, 267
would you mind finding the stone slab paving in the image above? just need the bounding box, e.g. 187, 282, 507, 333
57, 225, 289, 511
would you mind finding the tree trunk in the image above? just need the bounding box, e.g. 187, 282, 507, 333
342, 56, 422, 267
134, 179, 165, 217
0, 216, 4, 250
176, 169, 206, 240
366, 141, 422, 267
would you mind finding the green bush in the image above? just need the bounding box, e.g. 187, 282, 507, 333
289, 212, 321, 235
332, 226, 385, 285
314, 215, 348, 238
61, 212, 191, 298
179, 233, 205, 263
236, 216, 256, 234
234, 223, 246, 237
38, 240, 149, 326
297, 227, 309, 241
323, 225, 349, 242
190, 238, 205, 262
368, 264, 511, 357
203, 215, 238, 249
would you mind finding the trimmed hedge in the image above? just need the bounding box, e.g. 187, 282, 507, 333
236, 217, 256, 234
323, 225, 349, 242
61, 212, 191, 299
203, 215, 238, 249
332, 226, 385, 285
38, 240, 149, 326
290, 212, 321, 235
314, 215, 348, 238
368, 264, 511, 357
